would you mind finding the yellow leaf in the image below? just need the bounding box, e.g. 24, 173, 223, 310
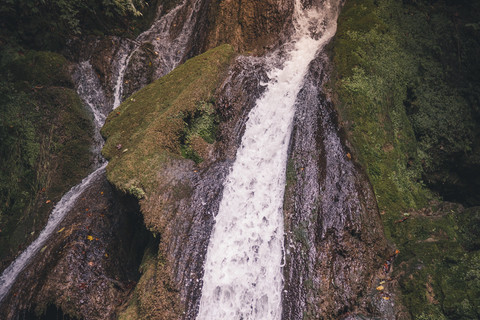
383, 296, 390, 300
57, 227, 65, 233
87, 235, 94, 241
380, 281, 385, 285
376, 285, 384, 291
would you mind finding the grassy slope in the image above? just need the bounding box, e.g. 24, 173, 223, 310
102, 44, 234, 199
332, 0, 480, 318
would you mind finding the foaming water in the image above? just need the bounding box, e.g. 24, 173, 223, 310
74, 61, 109, 166
196, 1, 340, 319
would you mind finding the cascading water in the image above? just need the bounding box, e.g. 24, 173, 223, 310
196, 1, 341, 319
112, 0, 202, 108
0, 0, 200, 304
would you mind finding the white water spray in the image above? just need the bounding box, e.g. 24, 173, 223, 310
196, 1, 340, 319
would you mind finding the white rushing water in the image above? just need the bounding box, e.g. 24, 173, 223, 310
0, 0, 201, 304
196, 1, 340, 319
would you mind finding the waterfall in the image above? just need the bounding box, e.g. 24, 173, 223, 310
196, 1, 340, 319
0, 0, 200, 304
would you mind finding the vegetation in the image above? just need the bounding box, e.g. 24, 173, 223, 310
102, 44, 235, 198
0, 0, 160, 49
0, 48, 94, 264
332, 0, 480, 318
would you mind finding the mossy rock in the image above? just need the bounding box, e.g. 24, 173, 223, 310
333, 0, 480, 318
6, 51, 73, 88
0, 48, 94, 265
102, 44, 235, 197
457, 207, 480, 251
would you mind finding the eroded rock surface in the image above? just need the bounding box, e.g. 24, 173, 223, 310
0, 174, 151, 320
282, 54, 408, 319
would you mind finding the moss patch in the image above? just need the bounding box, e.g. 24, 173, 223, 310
101, 44, 235, 198
333, 0, 432, 223
332, 0, 480, 318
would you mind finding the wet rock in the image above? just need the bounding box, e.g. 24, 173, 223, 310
0, 173, 151, 320
122, 42, 157, 99
200, 0, 295, 54
66, 36, 136, 107
282, 53, 407, 319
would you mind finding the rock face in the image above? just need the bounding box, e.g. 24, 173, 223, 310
0, 174, 151, 320
282, 54, 407, 319
201, 0, 295, 54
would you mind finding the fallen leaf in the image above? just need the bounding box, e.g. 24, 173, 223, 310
40, 245, 48, 253
88, 261, 94, 267
382, 296, 390, 300
380, 280, 385, 285
45, 200, 51, 204
87, 235, 94, 241
57, 227, 65, 233
346, 152, 352, 159
376, 285, 384, 291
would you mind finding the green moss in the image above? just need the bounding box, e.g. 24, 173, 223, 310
333, 0, 480, 318
333, 1, 433, 244
392, 207, 480, 319
102, 44, 235, 196
6, 51, 73, 88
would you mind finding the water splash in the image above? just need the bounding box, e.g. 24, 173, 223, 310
196, 1, 340, 319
